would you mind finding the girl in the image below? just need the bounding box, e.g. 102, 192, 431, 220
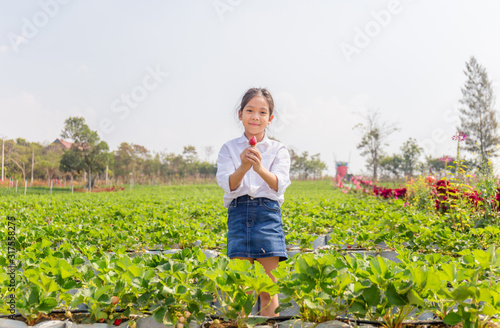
216, 87, 291, 317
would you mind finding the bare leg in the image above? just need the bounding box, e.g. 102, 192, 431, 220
255, 256, 280, 317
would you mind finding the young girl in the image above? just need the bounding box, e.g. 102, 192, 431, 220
216, 87, 291, 317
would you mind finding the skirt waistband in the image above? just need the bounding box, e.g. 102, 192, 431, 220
230, 195, 275, 207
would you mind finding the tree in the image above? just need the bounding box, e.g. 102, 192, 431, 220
113, 142, 151, 181
354, 110, 399, 180
183, 145, 198, 176
426, 156, 446, 175
5, 138, 32, 180
289, 149, 327, 180
400, 138, 423, 177
308, 153, 327, 179
458, 56, 500, 167
203, 146, 214, 162
59, 117, 111, 189
40, 143, 64, 182
379, 154, 403, 179
183, 145, 198, 163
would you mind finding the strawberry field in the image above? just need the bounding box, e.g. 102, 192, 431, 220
1, 180, 500, 328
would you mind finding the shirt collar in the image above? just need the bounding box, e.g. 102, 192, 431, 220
237, 133, 271, 145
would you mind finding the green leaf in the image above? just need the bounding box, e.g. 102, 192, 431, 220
362, 284, 380, 306
386, 283, 407, 306
407, 289, 425, 307
38, 298, 57, 313
153, 306, 167, 323
443, 311, 461, 325
303, 299, 319, 310
243, 296, 253, 315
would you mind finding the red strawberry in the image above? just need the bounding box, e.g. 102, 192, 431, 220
114, 318, 122, 326
249, 136, 257, 146
99, 318, 105, 322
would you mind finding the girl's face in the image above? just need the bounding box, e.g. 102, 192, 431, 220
238, 96, 274, 139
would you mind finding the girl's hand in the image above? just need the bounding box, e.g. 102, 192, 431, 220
246, 147, 262, 173
239, 148, 253, 171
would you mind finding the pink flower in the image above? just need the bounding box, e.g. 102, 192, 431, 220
452, 131, 467, 141
440, 155, 454, 163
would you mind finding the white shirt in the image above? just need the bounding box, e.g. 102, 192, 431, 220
216, 133, 291, 208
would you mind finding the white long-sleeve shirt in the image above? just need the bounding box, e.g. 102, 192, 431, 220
216, 133, 291, 208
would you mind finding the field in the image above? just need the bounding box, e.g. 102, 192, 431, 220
1, 181, 500, 328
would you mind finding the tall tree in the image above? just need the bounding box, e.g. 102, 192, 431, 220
354, 110, 399, 180
458, 56, 499, 167
40, 143, 64, 182
400, 138, 423, 177
59, 117, 111, 189
5, 138, 32, 180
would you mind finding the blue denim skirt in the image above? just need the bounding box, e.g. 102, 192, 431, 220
227, 195, 288, 262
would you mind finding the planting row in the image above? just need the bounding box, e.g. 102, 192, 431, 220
1, 182, 499, 257
1, 241, 500, 328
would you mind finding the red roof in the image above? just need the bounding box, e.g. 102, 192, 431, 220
52, 139, 73, 149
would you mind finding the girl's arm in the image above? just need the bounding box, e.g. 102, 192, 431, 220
255, 167, 278, 191
217, 144, 252, 193
246, 148, 279, 192
229, 164, 251, 191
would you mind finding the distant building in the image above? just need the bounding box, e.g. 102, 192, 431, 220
51, 138, 73, 150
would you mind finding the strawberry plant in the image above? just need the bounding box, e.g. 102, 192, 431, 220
203, 257, 279, 328
274, 253, 354, 323
151, 249, 213, 326
14, 270, 60, 325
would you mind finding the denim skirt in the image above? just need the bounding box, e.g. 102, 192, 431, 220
227, 195, 288, 262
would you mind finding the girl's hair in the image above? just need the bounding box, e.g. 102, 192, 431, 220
238, 88, 274, 116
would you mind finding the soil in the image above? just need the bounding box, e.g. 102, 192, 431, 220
5, 314, 498, 328
206, 319, 273, 328
7, 312, 130, 325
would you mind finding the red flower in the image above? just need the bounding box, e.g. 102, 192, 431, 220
394, 188, 407, 199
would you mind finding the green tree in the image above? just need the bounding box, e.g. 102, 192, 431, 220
379, 154, 403, 179
40, 143, 64, 182
289, 149, 327, 180
354, 110, 399, 180
183, 145, 198, 176
400, 138, 423, 177
425, 156, 446, 175
5, 138, 32, 181
59, 117, 111, 189
197, 161, 217, 179
113, 143, 151, 181
308, 153, 327, 179
458, 56, 500, 167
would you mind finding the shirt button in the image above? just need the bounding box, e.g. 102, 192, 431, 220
250, 196, 254, 200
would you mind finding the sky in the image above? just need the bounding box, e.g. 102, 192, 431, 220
1, 0, 500, 176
